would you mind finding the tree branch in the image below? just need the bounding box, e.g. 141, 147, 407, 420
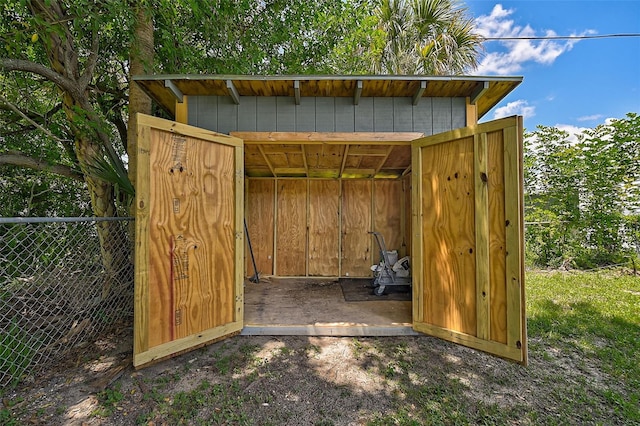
0, 150, 84, 181
0, 58, 81, 98
0, 93, 72, 145
110, 112, 128, 152
0, 102, 63, 128
80, 29, 99, 89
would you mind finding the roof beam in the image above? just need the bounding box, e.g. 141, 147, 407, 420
339, 145, 350, 177
226, 79, 241, 104
374, 146, 395, 176
342, 168, 376, 176
412, 81, 427, 105
353, 80, 363, 105
301, 144, 309, 176
230, 132, 423, 144
164, 80, 184, 103
257, 145, 276, 177
470, 81, 490, 105
274, 168, 307, 175
294, 80, 301, 105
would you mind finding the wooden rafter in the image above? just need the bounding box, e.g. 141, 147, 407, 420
339, 145, 350, 177
354, 80, 363, 105
470, 81, 490, 105
164, 80, 183, 103
301, 144, 308, 175
412, 81, 427, 106
294, 80, 301, 105
374, 146, 395, 176
226, 80, 241, 104
257, 144, 276, 177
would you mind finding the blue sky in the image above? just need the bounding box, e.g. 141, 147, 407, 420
467, 1, 640, 134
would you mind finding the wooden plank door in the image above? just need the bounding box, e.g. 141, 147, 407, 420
134, 114, 244, 368
411, 116, 527, 364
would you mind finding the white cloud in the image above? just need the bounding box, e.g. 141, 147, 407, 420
493, 100, 535, 119
577, 114, 604, 122
554, 124, 588, 143
474, 4, 595, 75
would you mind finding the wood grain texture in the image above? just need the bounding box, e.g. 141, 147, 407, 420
474, 132, 491, 341
411, 116, 525, 363
147, 130, 236, 347
403, 174, 412, 257
341, 180, 372, 277
233, 132, 421, 144
503, 123, 524, 352
134, 122, 151, 359
175, 97, 188, 124
246, 179, 275, 275
373, 180, 403, 263
276, 179, 307, 275
420, 136, 477, 336
487, 130, 507, 344
134, 114, 243, 368
308, 180, 340, 276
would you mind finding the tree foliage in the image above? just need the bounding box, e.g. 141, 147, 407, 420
372, 0, 483, 74
0, 0, 367, 220
524, 113, 640, 268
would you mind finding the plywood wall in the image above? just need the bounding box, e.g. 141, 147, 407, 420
308, 180, 340, 276
276, 180, 307, 275
341, 180, 373, 276
246, 177, 407, 277
246, 180, 274, 275
373, 180, 403, 263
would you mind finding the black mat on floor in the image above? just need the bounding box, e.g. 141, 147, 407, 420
339, 278, 411, 302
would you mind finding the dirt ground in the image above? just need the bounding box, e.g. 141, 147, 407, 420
3, 327, 492, 425
3, 320, 628, 426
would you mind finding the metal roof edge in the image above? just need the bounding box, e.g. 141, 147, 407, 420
133, 74, 523, 83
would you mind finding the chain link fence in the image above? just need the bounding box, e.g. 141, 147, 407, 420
0, 217, 134, 388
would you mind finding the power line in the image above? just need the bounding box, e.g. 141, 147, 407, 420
483, 33, 640, 41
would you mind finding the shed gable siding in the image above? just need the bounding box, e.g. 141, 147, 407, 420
189, 95, 467, 136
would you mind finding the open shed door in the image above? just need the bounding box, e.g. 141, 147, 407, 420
411, 116, 527, 364
134, 114, 244, 368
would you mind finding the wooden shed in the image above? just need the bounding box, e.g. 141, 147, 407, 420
132, 75, 527, 367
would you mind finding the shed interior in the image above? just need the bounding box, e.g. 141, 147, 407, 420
238, 132, 419, 279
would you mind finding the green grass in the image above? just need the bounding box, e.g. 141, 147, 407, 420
153, 380, 249, 426
526, 270, 640, 421
94, 384, 124, 417
364, 269, 640, 425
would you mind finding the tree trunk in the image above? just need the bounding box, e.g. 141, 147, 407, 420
127, 3, 154, 249
64, 93, 128, 298
27, 0, 130, 298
